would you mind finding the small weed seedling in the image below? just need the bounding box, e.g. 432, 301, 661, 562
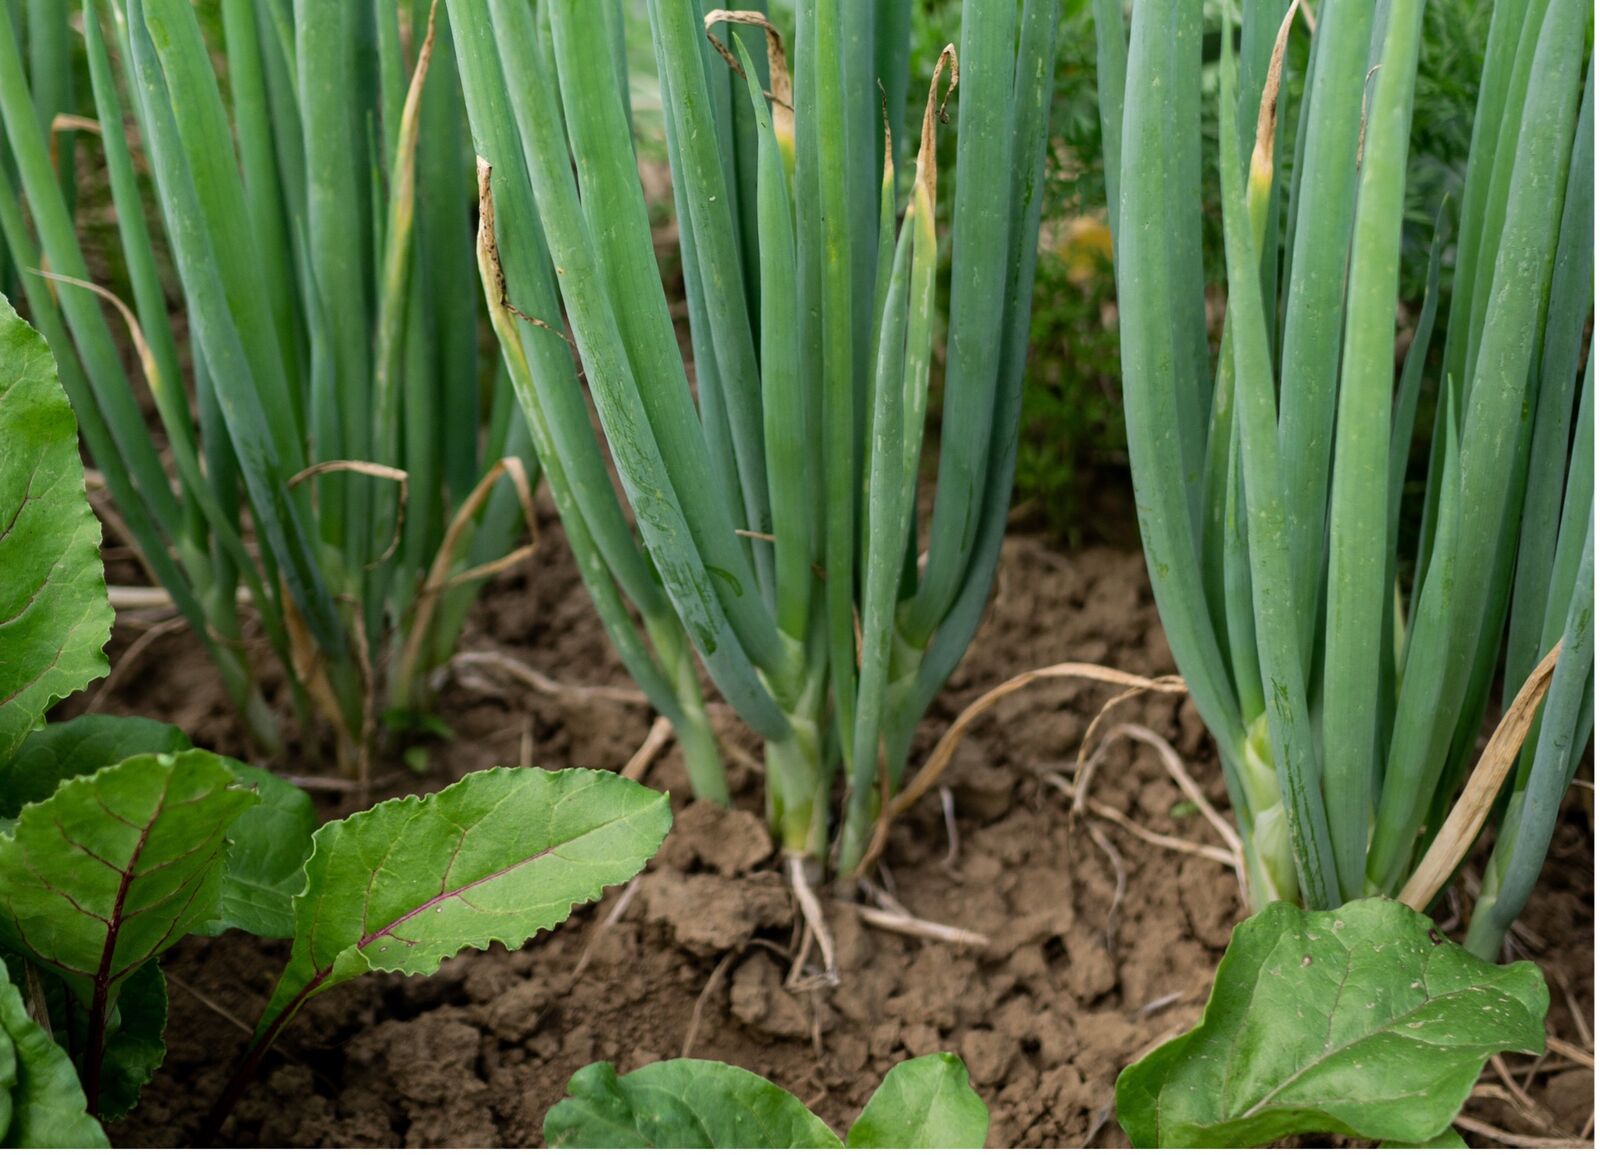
545, 1054, 988, 1149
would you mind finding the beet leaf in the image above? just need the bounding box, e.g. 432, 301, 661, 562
253, 766, 670, 1041
0, 956, 106, 1146
0, 750, 257, 1110
0, 294, 111, 765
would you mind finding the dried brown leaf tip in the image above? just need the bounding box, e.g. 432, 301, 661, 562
915, 45, 959, 206
1252, 0, 1302, 180
704, 9, 792, 109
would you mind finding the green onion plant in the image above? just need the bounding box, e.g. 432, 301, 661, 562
449, 0, 1057, 874
1097, 0, 1592, 956
0, 0, 537, 768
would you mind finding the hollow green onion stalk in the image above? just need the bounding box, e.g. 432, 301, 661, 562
0, 0, 536, 766
449, 0, 1057, 870
1098, 0, 1592, 954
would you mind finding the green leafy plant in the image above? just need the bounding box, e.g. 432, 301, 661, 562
0, 957, 107, 1148
1118, 898, 1547, 1147
0, 0, 538, 768
1099, 0, 1592, 928
202, 764, 671, 1136
0, 291, 671, 1138
545, 1054, 988, 1149
1096, 0, 1590, 1145
448, 0, 1058, 882
0, 750, 256, 1111
0, 274, 112, 764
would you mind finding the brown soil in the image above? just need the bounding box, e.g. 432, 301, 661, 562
94, 527, 1594, 1148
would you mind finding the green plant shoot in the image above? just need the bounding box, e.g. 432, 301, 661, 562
0, 0, 539, 769
1097, 0, 1593, 938
449, 0, 1058, 879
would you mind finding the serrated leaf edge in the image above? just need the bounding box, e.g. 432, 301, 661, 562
256, 767, 668, 1044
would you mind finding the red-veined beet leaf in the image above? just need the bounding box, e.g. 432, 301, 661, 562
204, 767, 669, 1137
251, 767, 670, 1043
0, 750, 256, 1111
